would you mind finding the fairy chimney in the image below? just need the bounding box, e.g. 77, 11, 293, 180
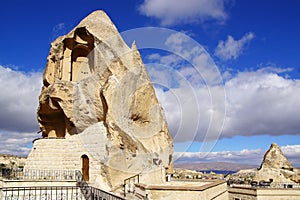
25, 10, 174, 193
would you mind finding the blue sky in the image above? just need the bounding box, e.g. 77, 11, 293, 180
0, 0, 299, 167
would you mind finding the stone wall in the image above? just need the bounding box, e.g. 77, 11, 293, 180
136, 180, 228, 200
25, 121, 167, 194
25, 122, 111, 191
228, 187, 256, 200
228, 186, 300, 200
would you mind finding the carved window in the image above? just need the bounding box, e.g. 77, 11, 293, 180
61, 28, 94, 82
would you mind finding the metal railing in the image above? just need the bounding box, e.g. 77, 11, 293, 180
271, 182, 300, 189
123, 174, 140, 197
1, 169, 124, 199
75, 170, 125, 200
230, 182, 300, 189
2, 186, 84, 200
90, 187, 125, 200
75, 170, 93, 199
1, 168, 76, 181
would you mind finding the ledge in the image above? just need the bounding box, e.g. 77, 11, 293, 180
135, 180, 226, 191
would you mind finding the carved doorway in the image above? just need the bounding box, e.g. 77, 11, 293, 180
81, 155, 89, 181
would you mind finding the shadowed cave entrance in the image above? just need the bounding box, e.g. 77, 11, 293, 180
38, 98, 75, 138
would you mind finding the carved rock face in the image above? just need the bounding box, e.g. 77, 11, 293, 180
259, 143, 293, 170
38, 27, 99, 138
34, 10, 173, 189
254, 143, 298, 183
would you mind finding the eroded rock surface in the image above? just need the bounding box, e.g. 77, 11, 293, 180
254, 143, 299, 183
25, 10, 173, 192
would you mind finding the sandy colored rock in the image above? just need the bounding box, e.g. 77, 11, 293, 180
0, 154, 26, 168
25, 10, 173, 193
259, 143, 292, 170
254, 143, 299, 183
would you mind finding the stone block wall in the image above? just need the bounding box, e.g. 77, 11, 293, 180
25, 122, 110, 190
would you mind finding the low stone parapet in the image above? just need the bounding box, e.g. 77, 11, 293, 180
135, 180, 228, 200
229, 185, 300, 200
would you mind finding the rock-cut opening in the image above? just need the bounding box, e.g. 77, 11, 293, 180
61, 27, 95, 82
38, 98, 75, 138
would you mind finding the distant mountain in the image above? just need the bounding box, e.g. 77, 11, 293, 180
174, 162, 258, 172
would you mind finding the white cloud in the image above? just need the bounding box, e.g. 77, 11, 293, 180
144, 32, 300, 149
215, 32, 255, 60
0, 65, 42, 156
174, 149, 264, 165
147, 57, 300, 142
144, 32, 226, 148
281, 145, 300, 166
0, 131, 35, 156
138, 0, 229, 26
257, 66, 294, 74
53, 23, 65, 32
223, 70, 300, 137
174, 145, 300, 166
51, 23, 66, 41
0, 66, 42, 132
163, 32, 224, 85
120, 30, 300, 162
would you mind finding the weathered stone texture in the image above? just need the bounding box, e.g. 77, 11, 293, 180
25, 10, 173, 193
254, 143, 299, 183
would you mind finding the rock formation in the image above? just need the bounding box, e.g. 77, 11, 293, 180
254, 143, 299, 183
25, 10, 173, 193
0, 154, 26, 169
259, 143, 293, 170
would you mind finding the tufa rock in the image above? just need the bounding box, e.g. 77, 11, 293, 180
25, 10, 174, 193
254, 143, 299, 183
259, 143, 293, 170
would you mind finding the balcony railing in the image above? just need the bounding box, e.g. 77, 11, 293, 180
271, 182, 300, 189
123, 174, 140, 197
1, 168, 76, 181
1, 169, 125, 199
2, 186, 84, 200
75, 170, 125, 200
230, 182, 300, 189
